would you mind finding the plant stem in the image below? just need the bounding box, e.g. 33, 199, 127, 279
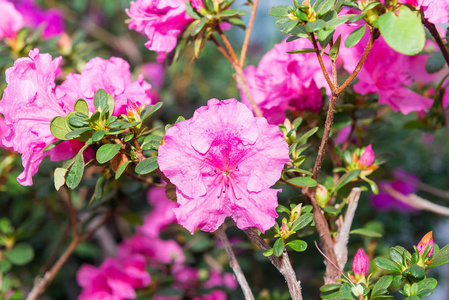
216, 226, 255, 300
240, 0, 259, 67
244, 229, 303, 300
423, 19, 449, 68
310, 34, 335, 91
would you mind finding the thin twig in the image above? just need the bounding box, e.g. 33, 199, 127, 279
239, 0, 259, 67
310, 34, 335, 91
216, 226, 255, 300
26, 212, 114, 300
385, 187, 449, 217
217, 27, 239, 64
244, 229, 303, 300
423, 19, 449, 68
334, 188, 361, 270
210, 35, 234, 65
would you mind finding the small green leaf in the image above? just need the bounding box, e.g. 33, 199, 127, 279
92, 130, 105, 142
94, 89, 108, 111
140, 102, 163, 121
287, 240, 308, 252
90, 172, 107, 206
316, 0, 335, 16
276, 205, 291, 214
135, 157, 159, 175
378, 6, 425, 55
5, 243, 34, 266
428, 244, 449, 268
43, 140, 64, 153
290, 213, 314, 232
350, 228, 382, 238
65, 127, 91, 140
192, 18, 207, 36
269, 5, 290, 17
325, 14, 358, 30
297, 126, 319, 143
329, 34, 341, 61
306, 19, 326, 32
282, 19, 300, 34
115, 161, 131, 180
74, 99, 89, 115
344, 25, 366, 48
273, 238, 285, 257
96, 144, 122, 164
374, 257, 401, 272
54, 168, 67, 191
323, 206, 341, 215
226, 17, 246, 29
372, 275, 393, 296
409, 265, 425, 280
286, 177, 317, 187
50, 116, 70, 140
320, 284, 341, 292
263, 248, 274, 257
66, 152, 85, 189
334, 169, 361, 192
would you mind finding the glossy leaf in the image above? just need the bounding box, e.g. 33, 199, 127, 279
135, 157, 158, 174
96, 144, 122, 164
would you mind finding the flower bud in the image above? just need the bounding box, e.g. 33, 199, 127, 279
279, 220, 290, 240
290, 204, 302, 223
417, 231, 434, 257
358, 144, 375, 169
353, 249, 370, 277
316, 184, 329, 208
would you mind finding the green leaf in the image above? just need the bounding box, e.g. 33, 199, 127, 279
276, 205, 291, 214
43, 140, 64, 153
65, 127, 91, 140
416, 278, 437, 291
290, 213, 314, 232
297, 126, 319, 143
54, 168, 67, 191
409, 265, 425, 280
192, 18, 207, 36
287, 240, 308, 252
226, 17, 246, 29
344, 25, 366, 48
135, 157, 159, 174
263, 248, 274, 257
94, 89, 108, 112
329, 34, 341, 61
372, 275, 393, 296
316, 0, 335, 15
273, 238, 285, 257
140, 102, 163, 121
320, 284, 341, 292
374, 257, 401, 272
50, 116, 70, 140
325, 14, 358, 30
334, 169, 360, 192
286, 177, 317, 187
378, 6, 425, 55
115, 160, 130, 180
66, 152, 85, 189
323, 206, 341, 215
428, 244, 449, 268
217, 8, 247, 17
269, 5, 290, 17
282, 19, 300, 35
287, 48, 316, 54
5, 243, 34, 266
96, 144, 122, 164
350, 228, 382, 238
92, 130, 105, 142
74, 99, 89, 115
306, 19, 326, 32
107, 94, 115, 117
90, 172, 107, 205
120, 121, 141, 129
426, 51, 445, 74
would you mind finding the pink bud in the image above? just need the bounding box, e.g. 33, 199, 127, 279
353, 249, 370, 277
359, 144, 375, 168
417, 231, 434, 257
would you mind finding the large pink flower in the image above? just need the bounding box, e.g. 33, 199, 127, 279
0, 0, 24, 39
240, 38, 329, 124
56, 57, 154, 116
158, 99, 290, 234
0, 49, 154, 185
126, 0, 193, 62
338, 26, 433, 114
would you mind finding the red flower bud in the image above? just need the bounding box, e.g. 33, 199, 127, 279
359, 145, 375, 168
353, 249, 370, 277
417, 231, 434, 257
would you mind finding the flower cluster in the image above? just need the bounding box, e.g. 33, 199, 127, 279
77, 188, 237, 300
0, 0, 64, 40
0, 49, 155, 185
240, 38, 330, 124
158, 99, 290, 233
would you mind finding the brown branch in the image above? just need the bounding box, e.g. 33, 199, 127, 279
243, 229, 303, 300
26, 212, 114, 300
423, 19, 449, 68
210, 35, 234, 65
385, 187, 449, 216
216, 226, 255, 300
336, 28, 378, 94
217, 27, 239, 64
310, 34, 335, 91
239, 0, 259, 67
333, 188, 361, 270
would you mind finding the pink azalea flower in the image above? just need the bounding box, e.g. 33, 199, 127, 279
56, 57, 154, 116
352, 248, 370, 277
240, 38, 329, 124
339, 25, 433, 114
77, 255, 150, 300
158, 99, 290, 233
126, 0, 193, 62
12, 0, 65, 38
358, 144, 375, 169
0, 0, 24, 39
0, 49, 154, 186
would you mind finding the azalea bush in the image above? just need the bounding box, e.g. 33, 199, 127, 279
1, 0, 449, 299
